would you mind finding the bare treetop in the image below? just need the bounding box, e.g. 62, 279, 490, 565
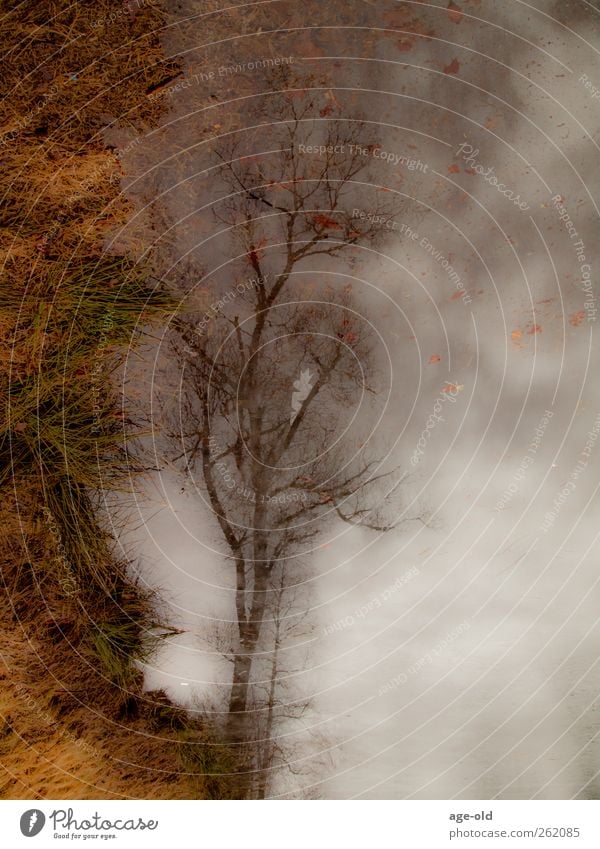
167, 85, 411, 760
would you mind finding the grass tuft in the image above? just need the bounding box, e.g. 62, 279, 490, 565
0, 0, 241, 799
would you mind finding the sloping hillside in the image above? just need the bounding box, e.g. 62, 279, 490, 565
0, 0, 240, 799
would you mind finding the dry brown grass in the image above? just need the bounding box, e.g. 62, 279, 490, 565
0, 0, 242, 799
0, 621, 237, 800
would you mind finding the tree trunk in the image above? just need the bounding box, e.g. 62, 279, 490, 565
256, 610, 280, 799
227, 652, 253, 741
226, 565, 269, 741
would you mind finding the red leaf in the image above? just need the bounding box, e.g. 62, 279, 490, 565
448, 1, 463, 23
247, 237, 267, 265
311, 213, 342, 231
569, 311, 585, 326
444, 58, 460, 75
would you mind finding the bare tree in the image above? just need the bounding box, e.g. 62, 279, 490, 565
168, 88, 413, 770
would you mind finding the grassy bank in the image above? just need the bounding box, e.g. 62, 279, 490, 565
0, 0, 240, 799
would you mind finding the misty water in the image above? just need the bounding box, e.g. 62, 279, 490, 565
106, 0, 600, 798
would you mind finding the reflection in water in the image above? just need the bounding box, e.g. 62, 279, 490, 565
110, 0, 600, 798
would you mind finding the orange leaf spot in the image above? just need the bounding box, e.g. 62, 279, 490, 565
448, 1, 463, 23
528, 324, 542, 335
247, 237, 268, 265
448, 163, 460, 174
429, 354, 441, 363
444, 58, 460, 75
311, 213, 342, 230
569, 311, 585, 326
